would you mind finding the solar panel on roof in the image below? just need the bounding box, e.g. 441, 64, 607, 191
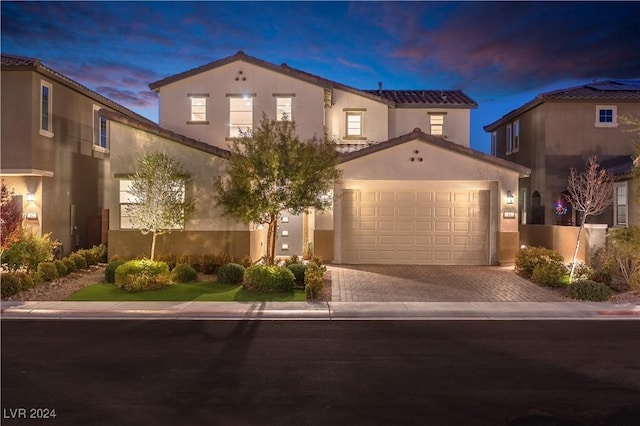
587, 80, 640, 91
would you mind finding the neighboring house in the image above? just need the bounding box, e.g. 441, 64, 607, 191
0, 54, 155, 256
106, 51, 529, 265
484, 80, 640, 228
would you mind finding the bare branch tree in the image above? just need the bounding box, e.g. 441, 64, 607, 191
565, 156, 615, 281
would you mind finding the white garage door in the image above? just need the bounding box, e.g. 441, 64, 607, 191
341, 188, 490, 265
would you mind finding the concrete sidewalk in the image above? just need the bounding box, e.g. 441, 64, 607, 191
2, 300, 639, 320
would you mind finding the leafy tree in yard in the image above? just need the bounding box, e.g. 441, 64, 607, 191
565, 156, 615, 281
214, 114, 341, 264
126, 152, 195, 260
1, 181, 22, 248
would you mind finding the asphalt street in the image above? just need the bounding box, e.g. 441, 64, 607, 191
2, 320, 639, 426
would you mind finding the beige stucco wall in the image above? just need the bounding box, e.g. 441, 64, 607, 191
389, 108, 471, 147
108, 121, 248, 233
1, 69, 112, 255
156, 59, 326, 149
108, 230, 260, 261
327, 88, 389, 143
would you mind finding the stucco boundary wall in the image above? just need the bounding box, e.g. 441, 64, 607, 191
518, 224, 608, 266
108, 230, 263, 263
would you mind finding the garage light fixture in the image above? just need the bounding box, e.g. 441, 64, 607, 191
506, 190, 514, 205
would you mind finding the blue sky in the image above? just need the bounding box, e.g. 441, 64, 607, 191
2, 1, 639, 153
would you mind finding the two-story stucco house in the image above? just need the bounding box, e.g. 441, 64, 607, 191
484, 80, 640, 228
0, 54, 155, 255
104, 51, 529, 265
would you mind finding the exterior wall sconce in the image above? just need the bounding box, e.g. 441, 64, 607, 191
506, 190, 514, 205
26, 193, 35, 202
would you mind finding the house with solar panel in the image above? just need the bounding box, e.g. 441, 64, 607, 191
484, 80, 640, 229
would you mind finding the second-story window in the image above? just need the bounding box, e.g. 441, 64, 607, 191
491, 131, 497, 156
188, 94, 208, 123
276, 97, 292, 121
229, 96, 253, 137
93, 106, 109, 151
506, 123, 513, 154
595, 105, 617, 127
429, 114, 444, 136
512, 120, 520, 152
40, 80, 53, 137
344, 109, 365, 139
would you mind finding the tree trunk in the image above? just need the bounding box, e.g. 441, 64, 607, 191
150, 232, 157, 261
570, 221, 586, 282
265, 214, 278, 265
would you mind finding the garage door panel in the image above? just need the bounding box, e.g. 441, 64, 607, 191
434, 222, 451, 232
342, 187, 489, 265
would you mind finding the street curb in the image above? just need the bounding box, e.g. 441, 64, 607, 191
2, 301, 639, 321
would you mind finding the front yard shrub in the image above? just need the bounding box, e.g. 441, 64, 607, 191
287, 263, 307, 286
239, 255, 253, 268
114, 259, 171, 292
244, 264, 294, 292
531, 261, 569, 287
54, 260, 68, 277
62, 257, 77, 273
304, 263, 324, 300
515, 246, 564, 279
217, 263, 245, 284
37, 261, 58, 282
1, 272, 36, 298
590, 270, 612, 286
1, 273, 23, 298
1, 229, 55, 273
75, 245, 105, 266
69, 253, 88, 270
284, 255, 301, 267
171, 263, 198, 283
607, 226, 640, 289
199, 254, 216, 274
105, 260, 126, 283
567, 262, 593, 281
155, 253, 177, 271
566, 280, 612, 301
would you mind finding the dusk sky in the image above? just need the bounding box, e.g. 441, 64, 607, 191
2, 1, 639, 153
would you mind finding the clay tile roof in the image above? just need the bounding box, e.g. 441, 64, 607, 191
363, 90, 477, 108
1, 53, 39, 67
485, 80, 640, 131
540, 80, 640, 101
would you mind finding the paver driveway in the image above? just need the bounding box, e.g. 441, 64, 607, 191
328, 265, 565, 302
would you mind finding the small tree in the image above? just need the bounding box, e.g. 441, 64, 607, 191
565, 156, 615, 281
1, 182, 22, 248
126, 153, 195, 260
214, 114, 341, 264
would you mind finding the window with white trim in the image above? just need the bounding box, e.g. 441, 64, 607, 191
506, 123, 513, 154
596, 105, 617, 127
93, 106, 108, 151
276, 97, 292, 121
229, 96, 253, 137
40, 80, 53, 137
429, 114, 444, 136
512, 120, 520, 152
345, 111, 364, 138
614, 182, 628, 227
491, 131, 497, 156
189, 95, 208, 122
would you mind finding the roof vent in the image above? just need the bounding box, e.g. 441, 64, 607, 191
281, 62, 287, 67
413, 127, 421, 133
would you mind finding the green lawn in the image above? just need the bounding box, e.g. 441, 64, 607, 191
66, 281, 306, 302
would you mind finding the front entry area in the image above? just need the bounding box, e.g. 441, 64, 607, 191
340, 186, 490, 265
